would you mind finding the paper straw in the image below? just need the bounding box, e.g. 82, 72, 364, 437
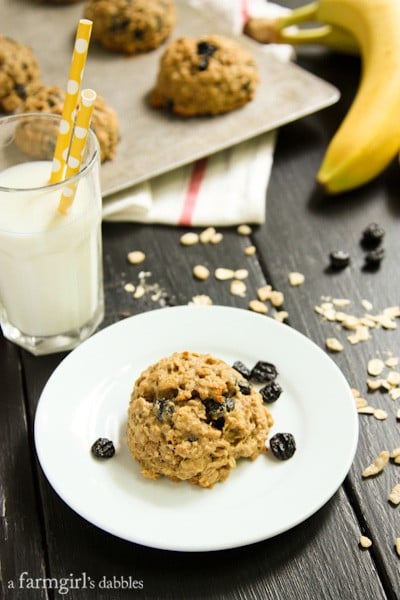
49, 19, 93, 184
58, 89, 97, 214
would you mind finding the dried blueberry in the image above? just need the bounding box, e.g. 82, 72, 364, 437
212, 417, 225, 430
14, 84, 27, 100
238, 380, 251, 395
233, 361, 252, 379
364, 246, 385, 268
109, 17, 130, 32
361, 223, 385, 248
154, 397, 175, 422
197, 41, 217, 57
251, 361, 278, 383
329, 250, 350, 270
204, 397, 235, 421
91, 438, 115, 459
269, 433, 296, 460
260, 381, 282, 403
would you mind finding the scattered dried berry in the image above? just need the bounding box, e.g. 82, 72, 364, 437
329, 250, 350, 270
154, 397, 175, 423
91, 438, 115, 459
232, 360, 252, 379
361, 223, 385, 248
260, 381, 282, 403
364, 247, 385, 268
269, 433, 296, 460
251, 361, 278, 383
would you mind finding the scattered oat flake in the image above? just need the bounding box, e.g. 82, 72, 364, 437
234, 269, 248, 280
270, 290, 284, 308
249, 299, 268, 314
386, 357, 399, 368
362, 451, 389, 478
362, 299, 373, 312
368, 358, 385, 376
288, 272, 305, 286
274, 311, 288, 323
244, 245, 256, 256
193, 265, 210, 280
396, 538, 400, 557
389, 388, 400, 401
387, 371, 400, 386
230, 280, 247, 297
356, 397, 368, 409
127, 250, 146, 265
347, 326, 370, 344
332, 298, 351, 307
257, 285, 272, 302
199, 227, 216, 244
210, 232, 223, 244
397, 409, 400, 421
359, 536, 372, 549
357, 406, 376, 415
374, 409, 388, 420
237, 224, 252, 236
215, 267, 235, 280
367, 378, 384, 391
388, 484, 400, 505
390, 448, 400, 460
189, 294, 213, 306
180, 232, 199, 246
351, 388, 361, 398
326, 338, 344, 352
133, 285, 145, 299
124, 283, 135, 293
342, 316, 360, 330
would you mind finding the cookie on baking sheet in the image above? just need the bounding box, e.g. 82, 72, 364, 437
83, 0, 176, 55
36, 0, 83, 4
127, 351, 273, 488
0, 35, 42, 114
149, 35, 260, 117
20, 85, 120, 162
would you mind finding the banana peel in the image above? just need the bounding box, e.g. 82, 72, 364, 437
245, 0, 400, 195
244, 3, 359, 55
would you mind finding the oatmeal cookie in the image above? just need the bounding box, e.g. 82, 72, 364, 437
20, 85, 120, 161
149, 35, 260, 116
127, 351, 273, 488
83, 0, 176, 55
0, 36, 42, 113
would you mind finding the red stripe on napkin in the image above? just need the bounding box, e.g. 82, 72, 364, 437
241, 0, 249, 25
178, 157, 208, 226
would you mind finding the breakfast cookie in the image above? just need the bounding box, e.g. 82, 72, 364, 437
127, 351, 273, 488
83, 0, 176, 55
0, 35, 42, 113
149, 35, 260, 116
20, 85, 120, 161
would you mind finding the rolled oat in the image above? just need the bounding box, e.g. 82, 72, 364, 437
362, 451, 389, 478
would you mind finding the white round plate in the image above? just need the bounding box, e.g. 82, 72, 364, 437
34, 305, 358, 552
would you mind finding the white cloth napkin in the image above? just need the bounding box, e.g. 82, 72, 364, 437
102, 0, 292, 227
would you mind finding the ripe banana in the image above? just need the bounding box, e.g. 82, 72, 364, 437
313, 0, 400, 193
244, 3, 359, 55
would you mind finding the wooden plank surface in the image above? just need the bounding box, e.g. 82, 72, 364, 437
1, 0, 400, 598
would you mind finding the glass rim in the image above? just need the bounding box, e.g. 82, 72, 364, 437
0, 112, 100, 193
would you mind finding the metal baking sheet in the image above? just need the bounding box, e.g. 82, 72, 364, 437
3, 0, 339, 196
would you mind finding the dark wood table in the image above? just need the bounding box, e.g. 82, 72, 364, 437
1, 2, 400, 598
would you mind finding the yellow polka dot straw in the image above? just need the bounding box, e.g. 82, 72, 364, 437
49, 19, 93, 184
58, 89, 97, 215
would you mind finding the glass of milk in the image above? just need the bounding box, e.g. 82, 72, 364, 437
0, 113, 104, 355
